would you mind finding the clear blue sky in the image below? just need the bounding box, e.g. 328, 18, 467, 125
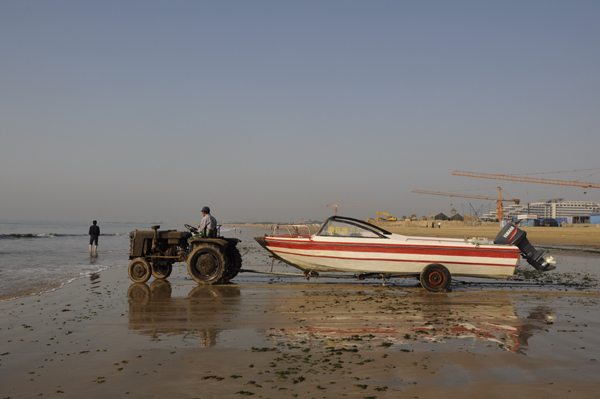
1, 1, 599, 223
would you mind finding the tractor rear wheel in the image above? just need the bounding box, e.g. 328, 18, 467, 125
222, 247, 242, 282
187, 244, 226, 284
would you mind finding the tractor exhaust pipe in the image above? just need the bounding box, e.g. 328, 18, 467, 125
494, 223, 556, 271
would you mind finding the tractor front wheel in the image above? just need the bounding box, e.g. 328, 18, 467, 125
128, 258, 151, 283
151, 262, 173, 279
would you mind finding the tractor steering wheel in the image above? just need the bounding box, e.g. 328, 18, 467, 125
184, 224, 199, 234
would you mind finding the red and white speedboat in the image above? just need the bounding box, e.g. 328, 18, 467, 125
255, 216, 556, 292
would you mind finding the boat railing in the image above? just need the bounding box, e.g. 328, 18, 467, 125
405, 236, 491, 245
271, 223, 321, 237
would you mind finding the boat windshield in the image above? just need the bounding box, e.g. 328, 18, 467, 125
316, 217, 389, 238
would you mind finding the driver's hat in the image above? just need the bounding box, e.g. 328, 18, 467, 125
201, 206, 210, 214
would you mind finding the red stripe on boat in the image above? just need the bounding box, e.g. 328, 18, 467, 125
270, 249, 517, 268
265, 239, 520, 259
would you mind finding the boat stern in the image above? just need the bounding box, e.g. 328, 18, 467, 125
494, 223, 557, 271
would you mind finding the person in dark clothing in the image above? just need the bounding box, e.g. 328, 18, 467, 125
89, 220, 100, 254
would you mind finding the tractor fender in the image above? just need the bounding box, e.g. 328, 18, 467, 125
188, 237, 240, 250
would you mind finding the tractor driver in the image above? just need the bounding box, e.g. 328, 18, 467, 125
198, 206, 217, 238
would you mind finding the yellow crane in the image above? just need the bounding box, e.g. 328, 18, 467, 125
411, 188, 519, 221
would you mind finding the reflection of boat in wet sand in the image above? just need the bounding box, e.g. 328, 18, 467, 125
267, 296, 554, 354
255, 216, 556, 291
127, 281, 241, 347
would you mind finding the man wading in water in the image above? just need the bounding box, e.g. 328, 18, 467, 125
89, 220, 100, 254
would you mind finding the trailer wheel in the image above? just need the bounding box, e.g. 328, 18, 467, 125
151, 263, 173, 279
187, 244, 226, 284
222, 247, 243, 282
128, 258, 151, 283
420, 264, 451, 292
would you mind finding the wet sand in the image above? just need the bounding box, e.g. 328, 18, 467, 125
1, 256, 599, 398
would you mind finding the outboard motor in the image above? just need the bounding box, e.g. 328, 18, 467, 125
494, 223, 556, 271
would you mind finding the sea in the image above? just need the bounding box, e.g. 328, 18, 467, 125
0, 219, 269, 302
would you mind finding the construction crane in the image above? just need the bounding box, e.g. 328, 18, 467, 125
326, 201, 376, 216
451, 170, 600, 189
411, 188, 519, 221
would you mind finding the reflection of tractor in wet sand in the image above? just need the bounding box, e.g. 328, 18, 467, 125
127, 224, 242, 284
127, 281, 241, 347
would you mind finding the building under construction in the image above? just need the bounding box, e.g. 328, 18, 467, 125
482, 199, 600, 221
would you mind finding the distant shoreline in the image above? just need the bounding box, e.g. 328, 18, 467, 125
221, 222, 277, 229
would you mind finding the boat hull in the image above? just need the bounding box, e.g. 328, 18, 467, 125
258, 235, 521, 279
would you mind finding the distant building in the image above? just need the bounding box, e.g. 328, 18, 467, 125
483, 199, 600, 220
428, 213, 449, 221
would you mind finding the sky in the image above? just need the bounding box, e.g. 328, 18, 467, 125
1, 1, 599, 224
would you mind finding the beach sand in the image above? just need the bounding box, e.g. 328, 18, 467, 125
1, 253, 599, 398
374, 221, 600, 249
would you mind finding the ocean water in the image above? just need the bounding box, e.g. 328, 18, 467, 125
0, 220, 138, 301
0, 219, 277, 301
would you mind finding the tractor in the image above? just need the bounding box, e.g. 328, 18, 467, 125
127, 224, 242, 284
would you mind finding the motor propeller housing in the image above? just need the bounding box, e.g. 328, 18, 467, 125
494, 223, 556, 271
